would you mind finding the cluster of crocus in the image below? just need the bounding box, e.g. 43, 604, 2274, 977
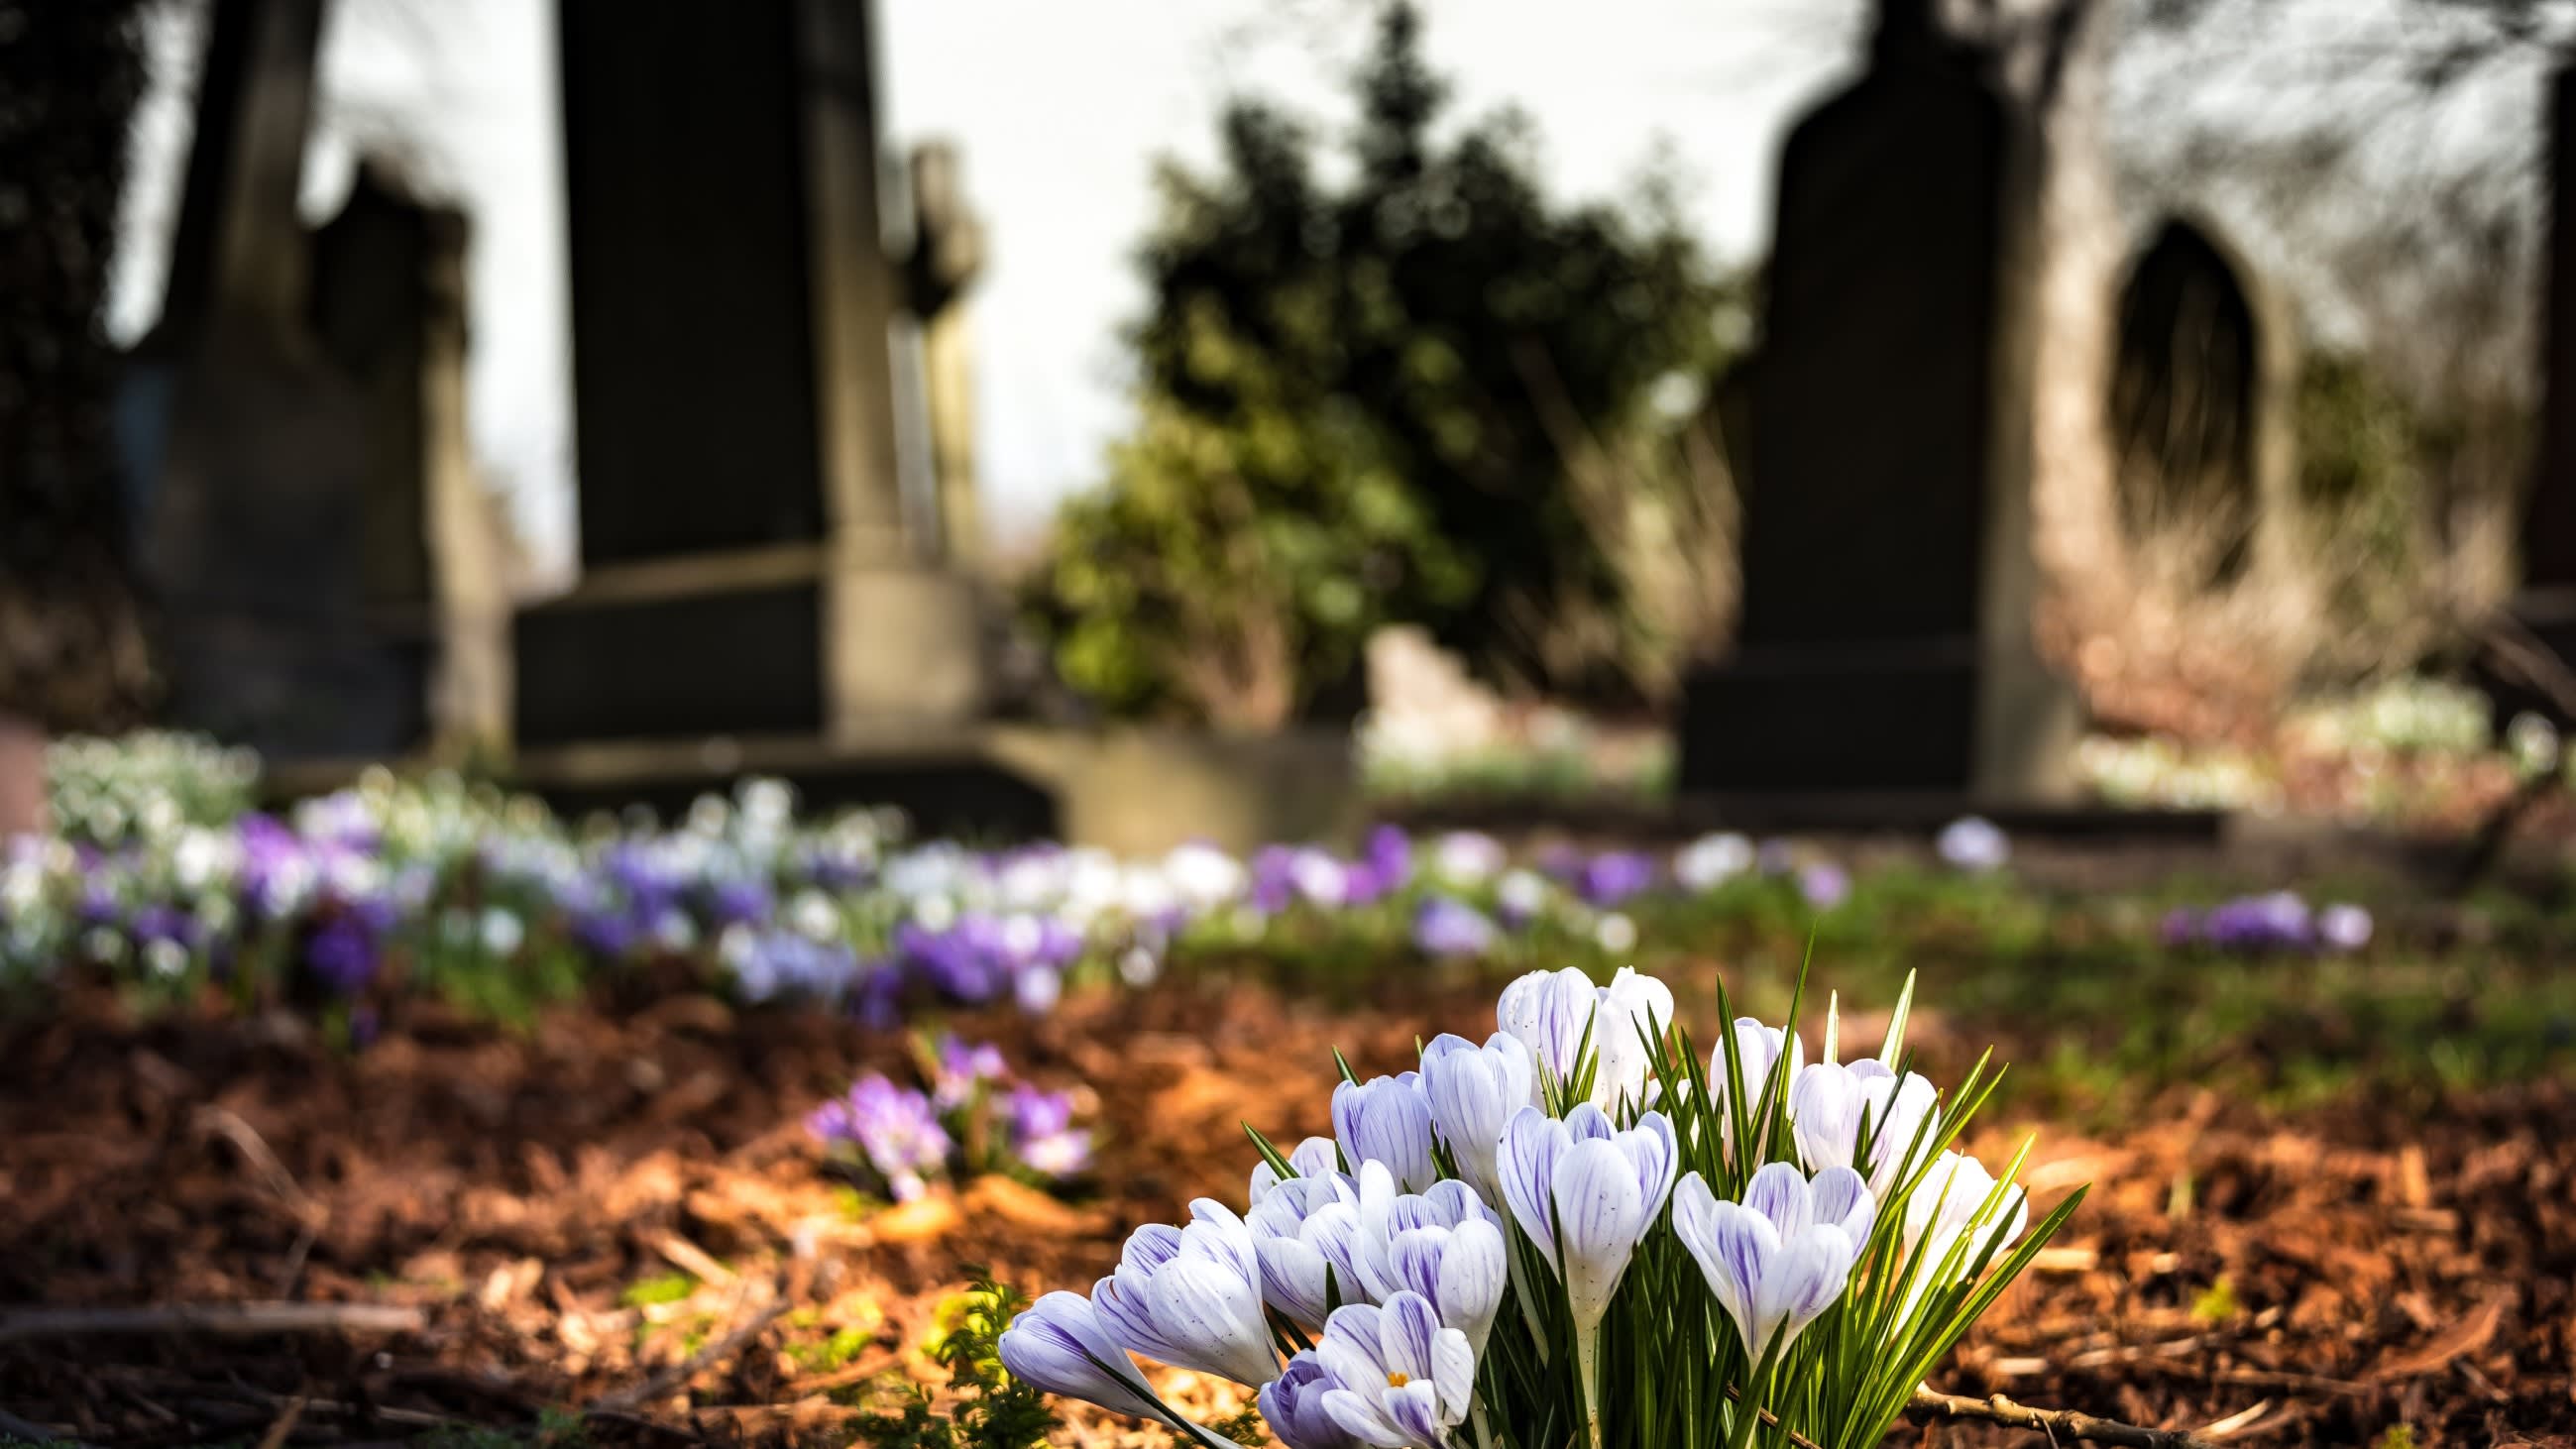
2162, 892, 2373, 955
999, 963, 2076, 1449
810, 1035, 1093, 1201
7, 751, 2041, 1040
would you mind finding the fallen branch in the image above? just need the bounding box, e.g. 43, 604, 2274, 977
1908, 1388, 2221, 1448
0, 1301, 425, 1343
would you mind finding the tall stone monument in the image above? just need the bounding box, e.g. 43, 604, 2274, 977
1679, 0, 2080, 805
514, 0, 985, 748
129, 0, 412, 758
2491, 64, 2576, 724
309, 161, 512, 752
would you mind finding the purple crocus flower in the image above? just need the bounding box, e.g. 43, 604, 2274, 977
1006, 1083, 1093, 1178
1576, 851, 1657, 910
2202, 892, 2312, 952
808, 1074, 952, 1201
305, 916, 382, 994
1250, 845, 1300, 914
1936, 816, 2010, 872
1411, 896, 1498, 958
706, 877, 773, 927
1798, 862, 1851, 910
1347, 826, 1413, 906
932, 1036, 1010, 1108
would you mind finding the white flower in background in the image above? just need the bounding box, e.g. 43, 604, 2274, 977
1936, 816, 2011, 872
1119, 863, 1180, 921
1496, 867, 1549, 920
1164, 840, 1248, 909
1292, 849, 1349, 908
1671, 1163, 1873, 1362
789, 889, 841, 940
2317, 903, 2374, 951
1430, 832, 1507, 887
1791, 1060, 1941, 1196
1333, 1073, 1438, 1193
1673, 832, 1754, 893
1307, 1293, 1477, 1449
1118, 946, 1161, 987
1498, 966, 1675, 1113
1092, 1198, 1281, 1386
1419, 1032, 1536, 1206
1594, 912, 1637, 954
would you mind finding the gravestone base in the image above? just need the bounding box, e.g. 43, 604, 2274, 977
494, 724, 1357, 854
512, 550, 989, 748
1679, 637, 2078, 802
826, 564, 987, 728
138, 340, 423, 761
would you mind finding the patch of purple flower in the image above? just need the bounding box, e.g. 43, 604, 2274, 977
808, 1074, 953, 1202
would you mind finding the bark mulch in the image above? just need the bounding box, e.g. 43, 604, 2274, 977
1, 976, 2569, 1447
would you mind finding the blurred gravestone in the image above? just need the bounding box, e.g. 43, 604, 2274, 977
2490, 64, 2576, 725
1679, 0, 2077, 803
309, 161, 512, 752
515, 0, 985, 748
2107, 218, 2297, 590
126, 0, 414, 759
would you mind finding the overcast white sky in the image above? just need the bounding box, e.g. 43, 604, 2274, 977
105, 0, 1867, 577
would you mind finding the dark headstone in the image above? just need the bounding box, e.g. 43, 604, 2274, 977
2489, 64, 2576, 725
516, 0, 983, 749
310, 161, 511, 749
130, 0, 414, 759
1679, 12, 2076, 801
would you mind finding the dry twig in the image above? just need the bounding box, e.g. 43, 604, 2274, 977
1910, 1387, 2223, 1448
0, 1301, 424, 1343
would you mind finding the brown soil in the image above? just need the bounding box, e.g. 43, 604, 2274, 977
1, 977, 2569, 1447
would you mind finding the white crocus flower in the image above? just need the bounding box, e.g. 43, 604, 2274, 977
1092, 1199, 1281, 1387
1496, 1102, 1677, 1442
999, 1292, 1242, 1444
1671, 1163, 1873, 1363
1419, 1032, 1536, 1206
1332, 1072, 1438, 1194
1496, 966, 1676, 1114
1312, 1293, 1476, 1449
1790, 1059, 1941, 1196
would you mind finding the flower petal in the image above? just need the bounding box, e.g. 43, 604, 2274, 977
1552, 1137, 1647, 1330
